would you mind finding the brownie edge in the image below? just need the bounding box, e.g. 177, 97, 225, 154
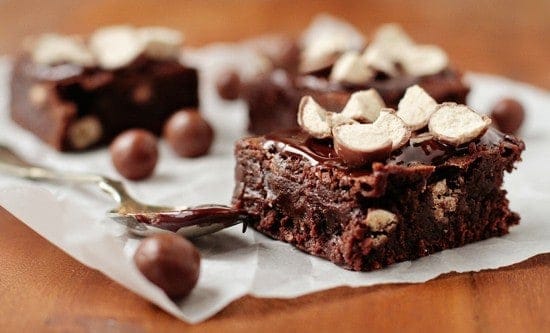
232, 131, 524, 271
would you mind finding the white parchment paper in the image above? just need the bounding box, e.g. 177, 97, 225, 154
0, 50, 549, 323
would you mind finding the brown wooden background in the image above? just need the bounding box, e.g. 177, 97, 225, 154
0, 1, 549, 332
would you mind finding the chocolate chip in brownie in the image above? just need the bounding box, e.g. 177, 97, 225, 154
132, 82, 153, 104
67, 116, 103, 150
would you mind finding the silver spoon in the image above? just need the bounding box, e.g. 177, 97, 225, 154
0, 145, 252, 238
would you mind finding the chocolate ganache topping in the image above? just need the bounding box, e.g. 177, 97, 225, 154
289, 85, 508, 169
265, 127, 517, 171
134, 205, 256, 233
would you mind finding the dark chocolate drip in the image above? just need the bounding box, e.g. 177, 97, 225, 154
134, 205, 256, 232
265, 128, 507, 170
387, 138, 452, 165
265, 130, 340, 165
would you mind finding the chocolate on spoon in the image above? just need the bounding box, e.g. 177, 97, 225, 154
0, 144, 255, 238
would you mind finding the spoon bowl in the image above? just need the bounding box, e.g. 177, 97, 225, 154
0, 145, 251, 237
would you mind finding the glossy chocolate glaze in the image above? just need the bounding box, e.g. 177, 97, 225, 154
134, 205, 256, 232
264, 128, 511, 171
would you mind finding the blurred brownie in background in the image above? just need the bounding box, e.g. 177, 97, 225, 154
10, 26, 198, 151
218, 16, 470, 134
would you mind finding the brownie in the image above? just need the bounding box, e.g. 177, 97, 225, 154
10, 27, 198, 151
232, 93, 524, 271
220, 23, 470, 135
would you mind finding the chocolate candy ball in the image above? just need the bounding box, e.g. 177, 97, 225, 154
490, 98, 525, 134
163, 109, 214, 158
110, 129, 158, 180
134, 233, 200, 299
216, 70, 241, 100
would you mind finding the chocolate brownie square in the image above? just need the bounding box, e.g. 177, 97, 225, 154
232, 87, 524, 271
10, 27, 198, 151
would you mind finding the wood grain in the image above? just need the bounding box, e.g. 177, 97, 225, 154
0, 1, 549, 332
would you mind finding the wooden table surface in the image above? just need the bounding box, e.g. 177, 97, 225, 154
0, 1, 549, 332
